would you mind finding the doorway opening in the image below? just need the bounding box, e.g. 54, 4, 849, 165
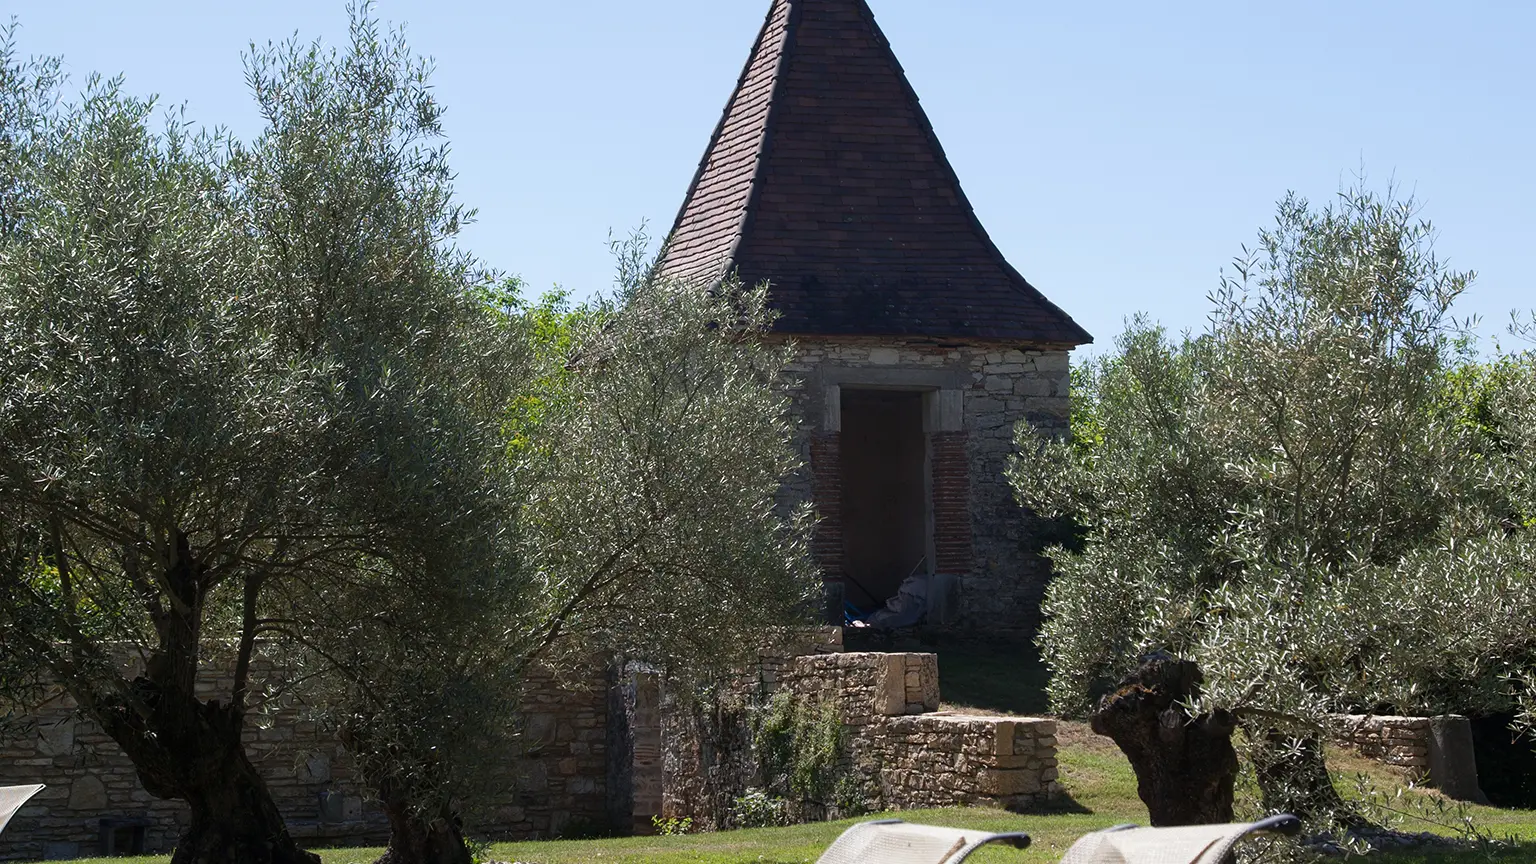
839, 388, 930, 610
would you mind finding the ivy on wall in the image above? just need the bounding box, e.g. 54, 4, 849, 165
746, 691, 866, 823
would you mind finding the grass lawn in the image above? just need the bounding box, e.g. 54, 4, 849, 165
57, 643, 1536, 864
65, 725, 1536, 864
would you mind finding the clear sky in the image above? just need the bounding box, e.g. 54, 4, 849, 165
10, 1, 1534, 354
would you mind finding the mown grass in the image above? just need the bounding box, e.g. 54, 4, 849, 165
57, 643, 1536, 863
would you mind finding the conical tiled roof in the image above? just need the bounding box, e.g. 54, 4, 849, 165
656, 0, 1091, 346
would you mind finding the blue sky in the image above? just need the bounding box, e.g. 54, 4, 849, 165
10, 1, 1533, 354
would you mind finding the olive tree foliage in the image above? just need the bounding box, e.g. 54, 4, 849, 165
0, 11, 517, 864
509, 269, 821, 680
285, 262, 820, 864
1009, 187, 1536, 818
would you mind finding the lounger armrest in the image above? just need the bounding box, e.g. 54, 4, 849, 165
974, 831, 1031, 851
1248, 814, 1302, 837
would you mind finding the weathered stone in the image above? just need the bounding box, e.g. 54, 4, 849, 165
977, 768, 1041, 796
36, 718, 75, 757
1, 656, 613, 860
66, 776, 108, 810
660, 648, 1061, 828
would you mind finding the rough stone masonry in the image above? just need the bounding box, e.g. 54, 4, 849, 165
654, 638, 1062, 827
778, 337, 1072, 633
0, 663, 609, 861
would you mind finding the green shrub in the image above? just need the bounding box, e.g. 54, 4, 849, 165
650, 815, 693, 836
730, 788, 790, 828
752, 691, 848, 813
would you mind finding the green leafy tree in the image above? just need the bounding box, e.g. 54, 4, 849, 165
1010, 186, 1536, 825
0, 12, 518, 863
296, 264, 818, 864
508, 272, 819, 679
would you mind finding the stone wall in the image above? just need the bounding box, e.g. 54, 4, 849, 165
776, 652, 939, 721
874, 715, 1059, 811
3, 634, 1056, 858
1331, 715, 1433, 771
1330, 714, 1489, 803
0, 665, 609, 860
654, 630, 846, 828
658, 647, 1060, 827
776, 336, 1072, 634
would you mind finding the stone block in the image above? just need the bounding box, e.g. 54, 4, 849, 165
37, 719, 75, 757
66, 775, 108, 810
1012, 377, 1051, 397
42, 841, 80, 860
977, 768, 1041, 796
1034, 352, 1071, 373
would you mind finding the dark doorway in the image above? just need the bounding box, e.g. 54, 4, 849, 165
840, 389, 929, 609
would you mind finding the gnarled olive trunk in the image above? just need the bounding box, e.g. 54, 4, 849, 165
88, 675, 318, 864
173, 746, 317, 864
76, 536, 317, 864
374, 779, 473, 864
1091, 652, 1239, 826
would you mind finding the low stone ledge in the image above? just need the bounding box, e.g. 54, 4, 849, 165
779, 652, 940, 719
1331, 713, 1488, 803
1332, 715, 1434, 770
872, 713, 1060, 812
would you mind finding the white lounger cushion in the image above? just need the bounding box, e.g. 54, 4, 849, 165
816, 819, 1031, 864
1061, 818, 1294, 864
0, 785, 45, 837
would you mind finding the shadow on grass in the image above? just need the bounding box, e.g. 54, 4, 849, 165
838, 630, 1051, 716
934, 640, 1051, 717
1025, 789, 1094, 816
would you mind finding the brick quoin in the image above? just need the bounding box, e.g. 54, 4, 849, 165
930, 431, 972, 574
808, 432, 844, 584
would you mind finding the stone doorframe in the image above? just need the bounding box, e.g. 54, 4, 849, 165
807, 365, 973, 621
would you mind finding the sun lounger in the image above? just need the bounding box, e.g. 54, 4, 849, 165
0, 785, 45, 837
815, 818, 1031, 864
816, 814, 1299, 864
1059, 815, 1302, 864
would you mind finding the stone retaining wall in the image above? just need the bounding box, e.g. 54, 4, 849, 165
776, 652, 940, 722
1331, 715, 1433, 771
0, 664, 609, 860
874, 714, 1058, 811
6, 633, 1056, 858
658, 646, 1060, 827
1330, 713, 1488, 803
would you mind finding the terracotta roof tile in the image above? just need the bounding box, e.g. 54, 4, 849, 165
656, 0, 1091, 347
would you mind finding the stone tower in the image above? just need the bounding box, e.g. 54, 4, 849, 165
655, 0, 1091, 635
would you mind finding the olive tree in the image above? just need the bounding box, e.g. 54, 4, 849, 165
288, 270, 819, 864
1010, 186, 1536, 826
510, 275, 819, 675
0, 13, 518, 864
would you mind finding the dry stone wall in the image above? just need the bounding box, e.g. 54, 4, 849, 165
658, 643, 1061, 827
874, 714, 1059, 810
1332, 715, 1433, 771
0, 664, 609, 861
775, 652, 939, 721
776, 336, 1072, 635
1330, 713, 1490, 803
655, 630, 847, 828
5, 632, 1055, 857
